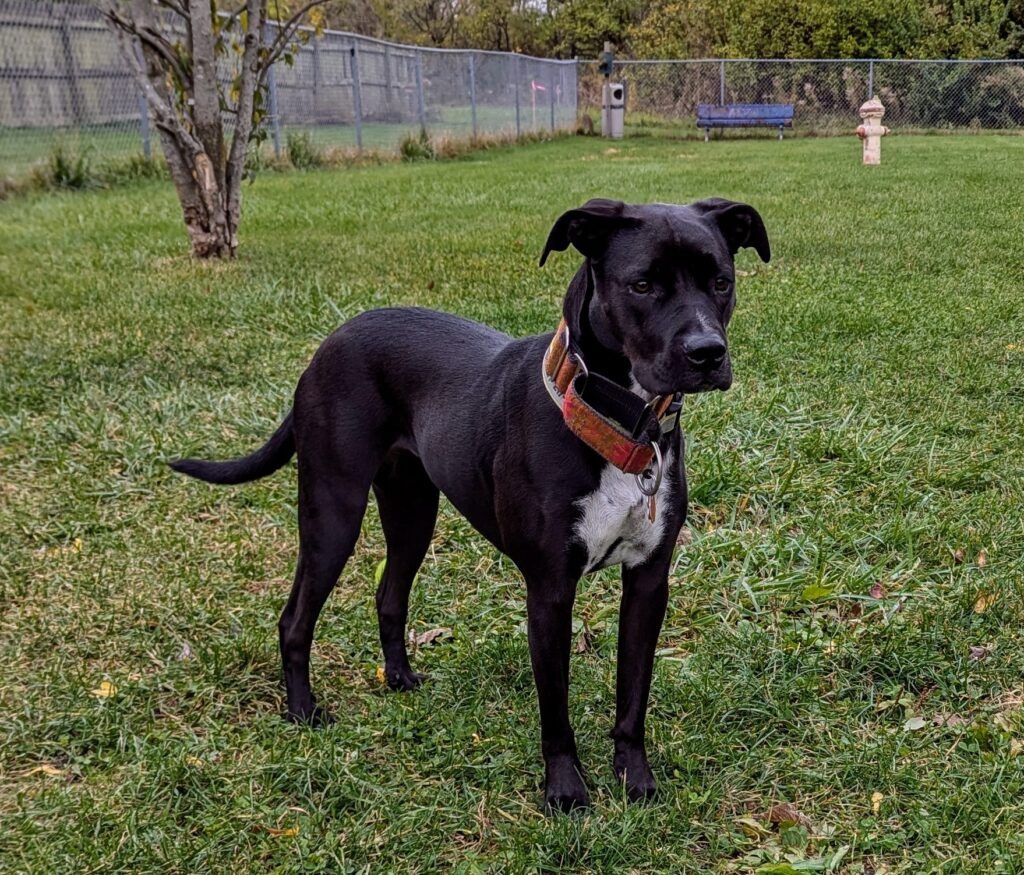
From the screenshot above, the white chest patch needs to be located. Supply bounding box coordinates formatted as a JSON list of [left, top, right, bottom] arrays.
[[574, 452, 673, 574]]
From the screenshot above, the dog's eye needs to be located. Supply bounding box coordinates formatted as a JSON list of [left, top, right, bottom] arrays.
[[714, 277, 732, 292], [631, 280, 652, 295]]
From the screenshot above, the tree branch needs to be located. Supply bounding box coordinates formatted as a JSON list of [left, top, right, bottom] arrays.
[[106, 13, 205, 160], [259, 0, 328, 76], [153, 0, 187, 18], [107, 9, 192, 94]]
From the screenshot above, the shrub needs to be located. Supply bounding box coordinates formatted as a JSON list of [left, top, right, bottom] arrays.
[[46, 143, 94, 190], [399, 128, 434, 161], [286, 131, 324, 169]]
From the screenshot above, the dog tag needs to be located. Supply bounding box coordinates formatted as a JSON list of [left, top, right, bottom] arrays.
[[648, 494, 657, 523]]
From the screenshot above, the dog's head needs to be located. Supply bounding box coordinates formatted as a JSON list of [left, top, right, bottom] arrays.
[[540, 198, 770, 395]]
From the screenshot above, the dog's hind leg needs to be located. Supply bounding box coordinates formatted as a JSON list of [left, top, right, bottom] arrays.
[[280, 462, 371, 726], [372, 450, 440, 691]]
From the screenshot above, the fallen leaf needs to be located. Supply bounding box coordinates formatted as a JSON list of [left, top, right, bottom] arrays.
[[185, 756, 204, 768], [871, 791, 884, 814], [933, 714, 970, 728], [264, 825, 299, 838], [375, 666, 386, 684], [969, 644, 992, 661], [1010, 739, 1023, 757], [408, 627, 451, 647], [471, 732, 482, 746], [869, 582, 886, 599], [24, 764, 64, 777], [801, 583, 833, 602], [766, 801, 812, 828], [92, 680, 117, 699], [976, 550, 988, 568], [736, 815, 771, 839], [575, 626, 595, 653], [974, 592, 997, 614], [904, 716, 927, 731], [952, 548, 965, 564], [177, 642, 193, 661]]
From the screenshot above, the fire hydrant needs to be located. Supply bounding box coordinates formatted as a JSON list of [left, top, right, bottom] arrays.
[[856, 96, 890, 165]]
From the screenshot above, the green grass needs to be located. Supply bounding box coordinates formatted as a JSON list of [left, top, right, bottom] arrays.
[[2, 134, 1024, 873]]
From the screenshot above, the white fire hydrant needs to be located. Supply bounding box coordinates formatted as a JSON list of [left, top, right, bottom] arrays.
[[856, 96, 890, 165]]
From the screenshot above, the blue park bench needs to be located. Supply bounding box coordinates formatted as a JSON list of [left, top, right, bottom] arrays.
[[696, 103, 795, 141]]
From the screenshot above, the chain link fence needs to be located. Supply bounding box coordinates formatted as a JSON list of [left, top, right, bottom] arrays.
[[0, 0, 577, 177], [580, 59, 1024, 137]]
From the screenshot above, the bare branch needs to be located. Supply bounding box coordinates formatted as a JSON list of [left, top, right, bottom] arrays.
[[107, 9, 192, 94], [225, 0, 266, 246], [259, 0, 328, 77], [153, 0, 187, 18], [106, 11, 204, 160]]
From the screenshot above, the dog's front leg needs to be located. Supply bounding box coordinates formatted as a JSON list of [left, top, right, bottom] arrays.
[[612, 559, 670, 801], [525, 580, 589, 813]]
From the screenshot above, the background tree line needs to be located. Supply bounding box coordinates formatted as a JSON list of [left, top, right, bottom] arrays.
[[318, 0, 1024, 59]]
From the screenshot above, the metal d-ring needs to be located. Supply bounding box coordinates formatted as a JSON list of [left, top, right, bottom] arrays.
[[635, 442, 663, 497]]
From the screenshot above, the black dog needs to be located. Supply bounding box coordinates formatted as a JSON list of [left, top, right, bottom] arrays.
[[171, 198, 770, 812]]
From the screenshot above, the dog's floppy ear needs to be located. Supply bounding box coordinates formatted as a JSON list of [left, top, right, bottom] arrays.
[[692, 198, 771, 263], [539, 198, 634, 266]]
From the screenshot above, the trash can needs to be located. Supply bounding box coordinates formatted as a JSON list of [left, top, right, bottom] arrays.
[[602, 82, 625, 139]]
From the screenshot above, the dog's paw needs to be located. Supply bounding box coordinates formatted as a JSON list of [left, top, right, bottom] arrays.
[[613, 749, 657, 802], [284, 704, 335, 728], [386, 667, 427, 692], [544, 756, 590, 814]]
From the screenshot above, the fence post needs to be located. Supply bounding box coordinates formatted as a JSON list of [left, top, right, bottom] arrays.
[[138, 93, 151, 158], [58, 15, 84, 126], [350, 43, 363, 151], [719, 59, 726, 104], [867, 59, 875, 99], [383, 44, 393, 117], [312, 36, 321, 122], [415, 50, 426, 130], [264, 24, 282, 158], [468, 52, 478, 138], [549, 66, 556, 131], [514, 56, 521, 137]]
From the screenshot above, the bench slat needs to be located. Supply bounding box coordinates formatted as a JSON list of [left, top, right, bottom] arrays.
[[697, 103, 795, 123]]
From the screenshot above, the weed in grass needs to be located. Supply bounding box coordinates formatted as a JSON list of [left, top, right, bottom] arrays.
[[286, 131, 325, 169], [43, 141, 95, 189], [400, 127, 436, 161]]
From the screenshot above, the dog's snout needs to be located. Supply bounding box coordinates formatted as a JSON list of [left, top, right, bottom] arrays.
[[682, 333, 727, 368]]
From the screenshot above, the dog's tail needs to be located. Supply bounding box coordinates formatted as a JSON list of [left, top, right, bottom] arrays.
[[169, 411, 295, 485]]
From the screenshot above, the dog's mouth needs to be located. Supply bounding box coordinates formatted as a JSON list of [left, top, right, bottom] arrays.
[[634, 360, 733, 396]]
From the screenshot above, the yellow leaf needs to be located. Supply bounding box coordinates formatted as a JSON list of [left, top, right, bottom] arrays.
[[735, 816, 771, 839], [265, 825, 299, 837], [974, 592, 997, 614], [871, 791, 883, 814], [185, 756, 204, 768], [1010, 739, 1023, 758], [92, 680, 117, 699], [25, 764, 64, 777], [472, 732, 481, 746], [375, 666, 386, 684]]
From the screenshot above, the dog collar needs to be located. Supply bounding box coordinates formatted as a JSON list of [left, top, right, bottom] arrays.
[[542, 320, 681, 476]]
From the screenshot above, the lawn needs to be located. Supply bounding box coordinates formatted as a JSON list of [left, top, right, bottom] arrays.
[[2, 134, 1024, 873]]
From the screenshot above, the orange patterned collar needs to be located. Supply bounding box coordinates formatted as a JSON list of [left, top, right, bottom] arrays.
[[541, 320, 680, 476]]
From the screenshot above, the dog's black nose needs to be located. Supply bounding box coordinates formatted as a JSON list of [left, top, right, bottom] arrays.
[[683, 334, 727, 368]]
